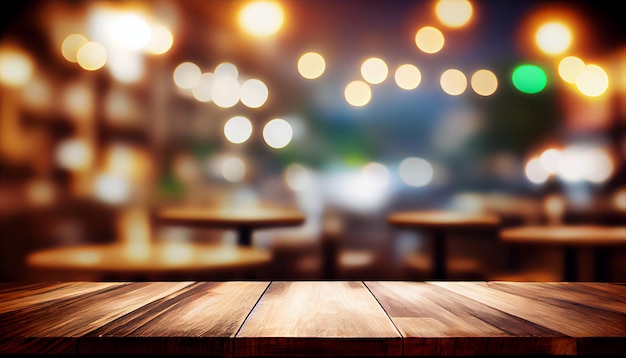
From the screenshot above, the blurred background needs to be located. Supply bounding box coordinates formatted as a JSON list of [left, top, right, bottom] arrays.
[[1, 0, 625, 282]]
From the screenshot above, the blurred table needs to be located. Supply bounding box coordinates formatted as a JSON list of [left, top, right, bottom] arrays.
[[388, 210, 501, 280], [156, 206, 306, 246], [500, 225, 626, 282], [25, 243, 271, 280]]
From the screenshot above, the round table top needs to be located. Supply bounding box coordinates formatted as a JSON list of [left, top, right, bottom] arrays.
[[388, 210, 501, 229], [500, 225, 626, 246], [26, 243, 272, 273], [156, 206, 307, 229]]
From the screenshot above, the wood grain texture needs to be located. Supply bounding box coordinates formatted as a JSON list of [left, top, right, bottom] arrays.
[[81, 281, 269, 355], [366, 281, 574, 356], [0, 282, 192, 354], [431, 281, 626, 355], [235, 281, 402, 356], [2, 281, 626, 356], [0, 281, 126, 314]]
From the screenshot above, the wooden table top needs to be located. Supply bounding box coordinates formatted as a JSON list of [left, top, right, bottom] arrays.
[[388, 210, 501, 230], [500, 225, 626, 246], [1, 281, 625, 356], [156, 206, 307, 229], [26, 243, 271, 274]]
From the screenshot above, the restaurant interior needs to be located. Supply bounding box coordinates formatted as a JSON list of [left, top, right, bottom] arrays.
[[1, 0, 625, 283]]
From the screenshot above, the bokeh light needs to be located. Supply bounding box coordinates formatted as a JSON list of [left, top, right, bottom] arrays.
[[435, 0, 473, 28], [93, 173, 130, 205], [55, 139, 93, 172], [297, 52, 326, 79], [105, 13, 151, 51], [512, 64, 547, 94], [221, 156, 246, 182], [525, 157, 550, 184], [0, 48, 34, 87], [238, 1, 284, 37], [535, 21, 572, 56], [107, 50, 144, 83], [214, 62, 239, 80], [394, 64, 422, 90], [284, 164, 315, 191], [145, 23, 174, 55], [211, 76, 241, 108], [76, 41, 107, 71], [415, 26, 445, 54], [344, 80, 371, 107], [398, 157, 434, 187], [191, 72, 215, 102], [61, 34, 89, 63], [263, 118, 293, 149], [440, 68, 467, 95], [360, 57, 388, 84], [470, 69, 498, 96], [539, 148, 561, 174], [224, 116, 253, 144], [575, 64, 609, 97], [558, 56, 585, 84], [240, 78, 269, 108], [173, 62, 201, 89]]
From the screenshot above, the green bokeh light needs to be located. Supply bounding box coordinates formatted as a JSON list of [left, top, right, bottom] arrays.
[[511, 64, 547, 94]]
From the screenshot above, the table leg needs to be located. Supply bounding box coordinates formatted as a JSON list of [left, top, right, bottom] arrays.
[[238, 227, 253, 246], [432, 229, 446, 280], [563, 247, 578, 281]]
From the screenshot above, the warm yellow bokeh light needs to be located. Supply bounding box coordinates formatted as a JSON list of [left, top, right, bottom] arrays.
[[470, 69, 498, 96], [0, 48, 34, 87], [106, 13, 151, 51], [76, 41, 107, 71], [440, 68, 467, 95], [575, 64, 609, 97], [558, 56, 585, 84], [297, 52, 326, 79], [435, 0, 473, 28], [415, 26, 445, 54], [394, 64, 422, 90], [61, 34, 89, 63], [535, 21, 572, 55], [344, 80, 372, 107], [145, 24, 174, 55], [360, 57, 388, 84], [238, 1, 284, 37]]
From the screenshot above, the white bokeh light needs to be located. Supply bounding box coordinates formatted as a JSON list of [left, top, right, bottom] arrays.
[[211, 76, 241, 108], [240, 78, 268, 108], [224, 116, 253, 144], [263, 118, 293, 149], [398, 157, 434, 187]]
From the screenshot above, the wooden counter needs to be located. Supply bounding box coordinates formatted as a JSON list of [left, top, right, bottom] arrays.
[[1, 281, 625, 356]]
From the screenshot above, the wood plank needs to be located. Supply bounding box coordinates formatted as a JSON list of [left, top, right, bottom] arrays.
[[366, 281, 574, 356], [0, 281, 127, 314], [431, 282, 626, 355], [486, 282, 626, 315], [235, 281, 402, 356], [80, 281, 269, 356], [0, 282, 192, 354]]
